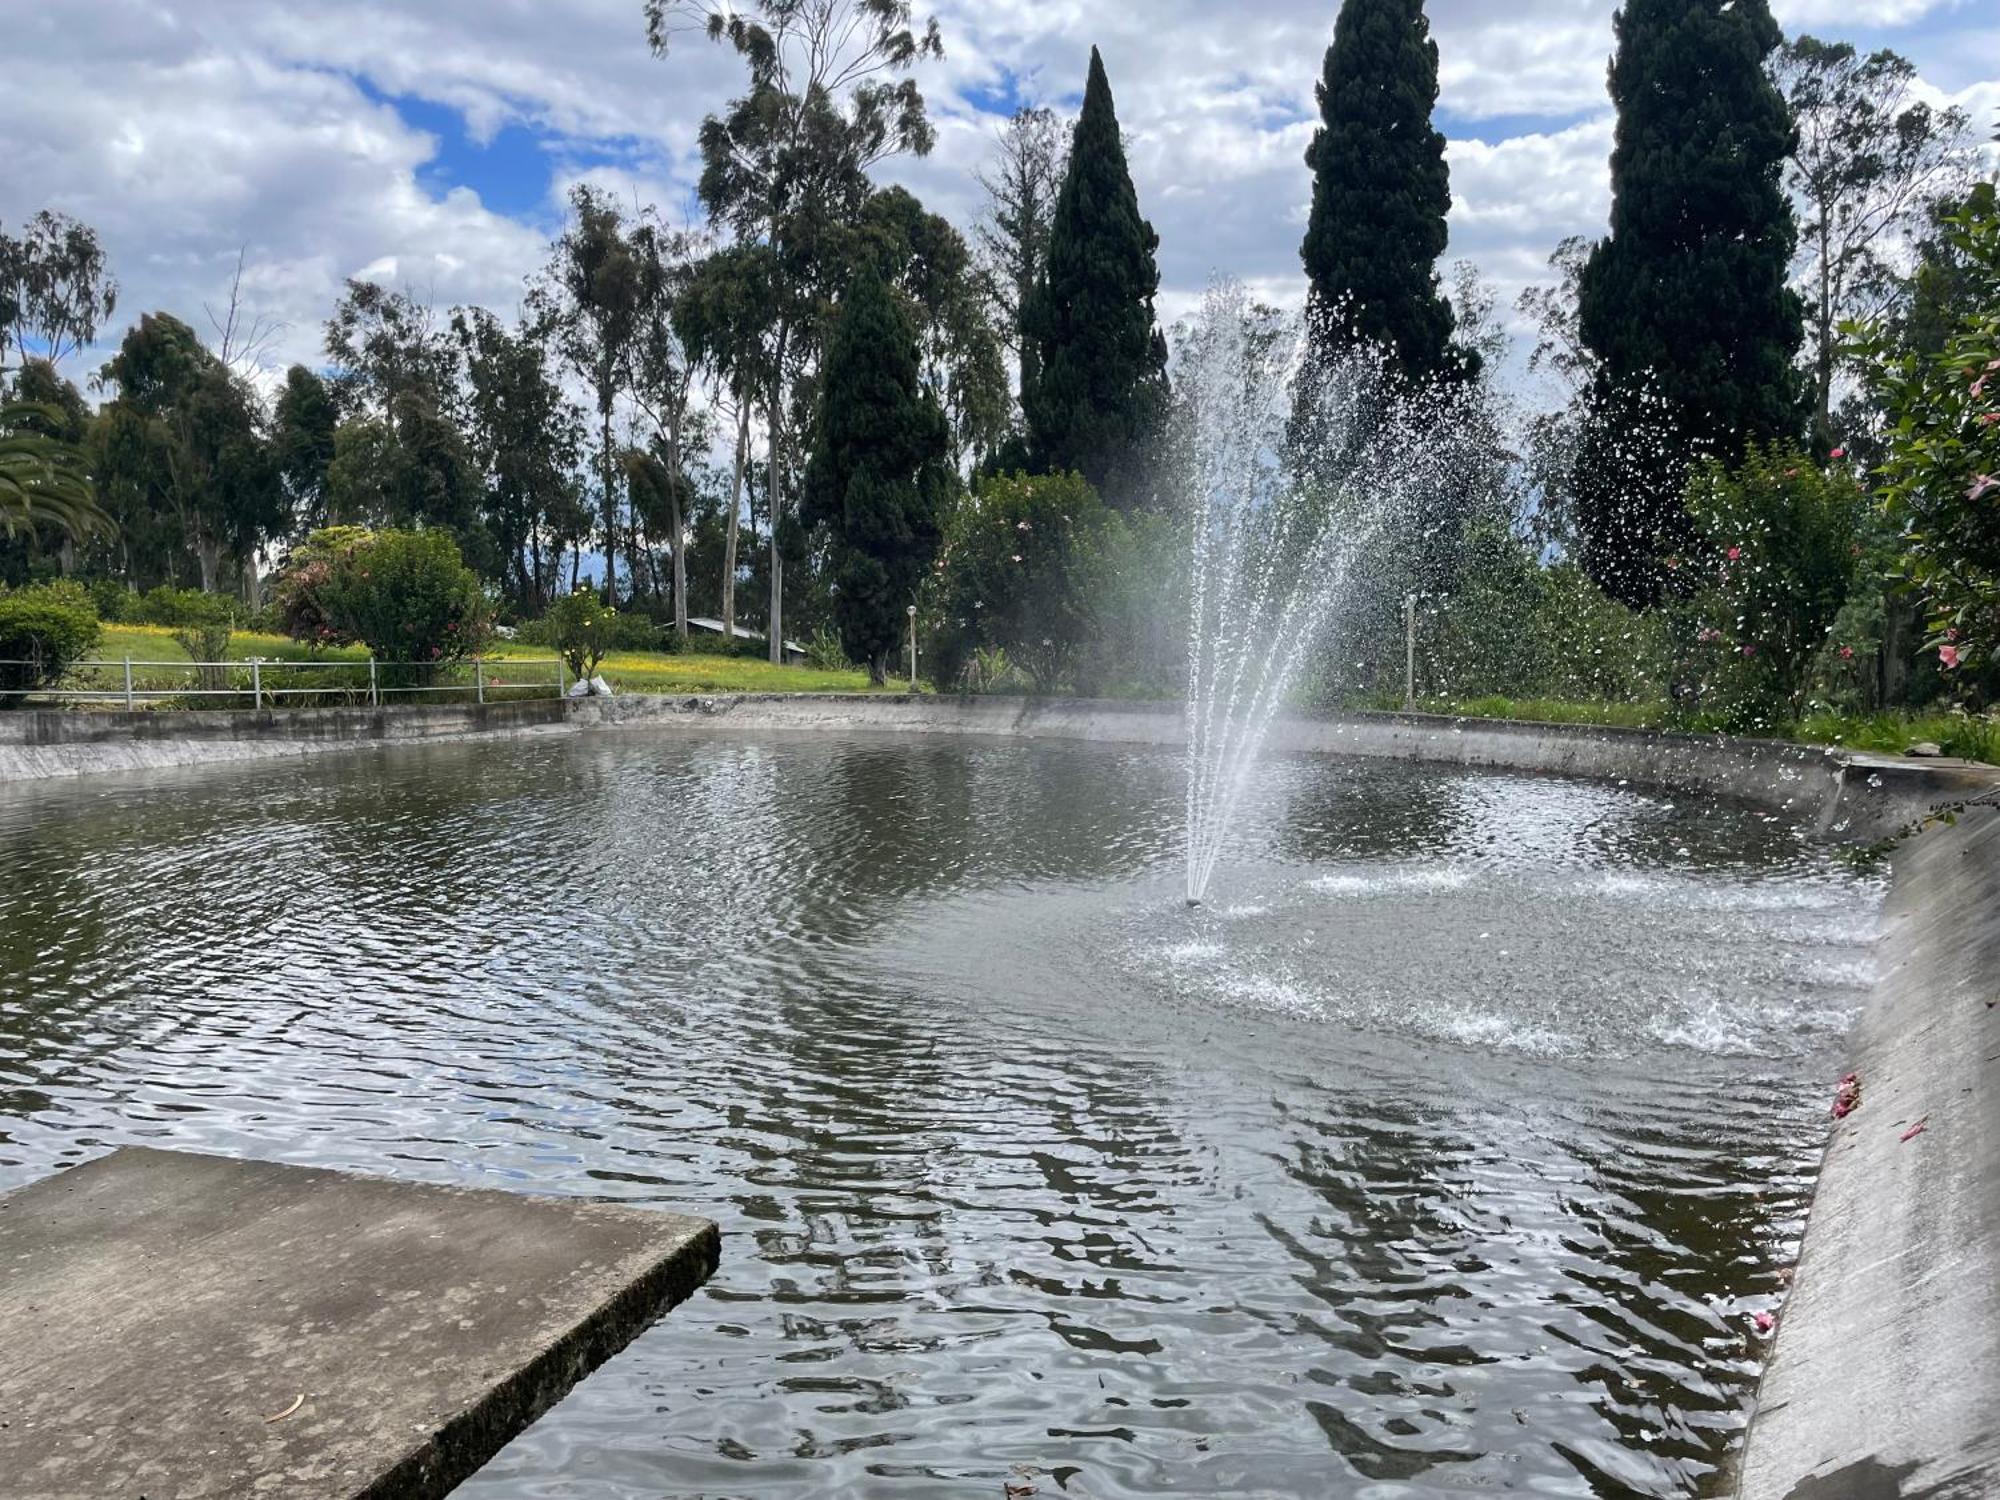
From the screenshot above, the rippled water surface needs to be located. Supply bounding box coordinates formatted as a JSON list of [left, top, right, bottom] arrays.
[[0, 729, 1883, 1498]]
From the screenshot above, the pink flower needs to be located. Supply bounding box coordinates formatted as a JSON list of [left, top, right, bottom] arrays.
[[1753, 1311, 1775, 1334], [1941, 644, 1962, 670], [1829, 447, 1846, 460], [1741, 643, 1757, 658], [1981, 413, 1999, 425], [1726, 546, 1742, 562], [1968, 474, 1999, 502], [1839, 645, 1854, 661]]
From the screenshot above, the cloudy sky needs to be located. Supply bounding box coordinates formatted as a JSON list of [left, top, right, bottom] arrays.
[[6, 0, 1997, 387]]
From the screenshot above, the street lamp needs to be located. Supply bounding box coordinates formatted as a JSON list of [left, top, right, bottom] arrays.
[[906, 604, 918, 693]]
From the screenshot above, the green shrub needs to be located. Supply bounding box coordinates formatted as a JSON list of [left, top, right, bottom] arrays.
[[803, 625, 853, 672], [86, 578, 136, 622], [1853, 189, 2000, 675], [542, 589, 620, 681], [1425, 522, 1670, 704], [933, 471, 1124, 692], [160, 590, 241, 693], [0, 580, 101, 704], [278, 527, 490, 668], [1679, 444, 1863, 732]]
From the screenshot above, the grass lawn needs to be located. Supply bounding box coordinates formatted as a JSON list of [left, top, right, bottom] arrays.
[[1412, 691, 2000, 765], [75, 624, 875, 698]]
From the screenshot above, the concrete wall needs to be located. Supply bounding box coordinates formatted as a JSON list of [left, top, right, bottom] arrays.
[[575, 692, 1994, 843], [4, 691, 1996, 1496], [1734, 805, 2000, 1500], [0, 698, 569, 781]]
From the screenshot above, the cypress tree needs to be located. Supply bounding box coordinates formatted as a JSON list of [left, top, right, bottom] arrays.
[[801, 265, 952, 684], [1300, 0, 1465, 385], [1575, 0, 1804, 605], [1023, 47, 1169, 508]]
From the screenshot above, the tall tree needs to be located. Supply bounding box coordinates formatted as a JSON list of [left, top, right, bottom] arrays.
[[1023, 48, 1168, 507], [677, 244, 778, 648], [852, 186, 1007, 467], [271, 366, 337, 532], [454, 308, 589, 612], [1575, 0, 1804, 605], [323, 281, 481, 549], [1299, 0, 1465, 385], [0, 211, 118, 382], [98, 313, 280, 593], [531, 185, 658, 605], [1773, 36, 1973, 448], [801, 265, 950, 682], [646, 0, 944, 661], [973, 106, 1068, 408]]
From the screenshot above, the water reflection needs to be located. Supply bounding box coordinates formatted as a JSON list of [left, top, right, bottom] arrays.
[[0, 731, 1879, 1497]]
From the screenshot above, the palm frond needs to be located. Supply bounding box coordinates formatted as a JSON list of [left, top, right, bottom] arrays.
[[0, 401, 112, 543]]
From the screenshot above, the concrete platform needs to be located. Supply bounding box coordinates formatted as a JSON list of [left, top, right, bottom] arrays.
[[0, 1147, 720, 1499]]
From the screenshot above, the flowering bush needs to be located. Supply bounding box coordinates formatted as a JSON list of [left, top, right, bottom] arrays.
[[1853, 190, 2000, 676], [931, 471, 1123, 692], [276, 526, 489, 671], [1680, 444, 1863, 731]]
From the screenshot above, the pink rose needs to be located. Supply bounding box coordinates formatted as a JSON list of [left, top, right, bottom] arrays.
[[1941, 644, 1962, 670], [1829, 447, 1846, 460], [1726, 546, 1742, 562]]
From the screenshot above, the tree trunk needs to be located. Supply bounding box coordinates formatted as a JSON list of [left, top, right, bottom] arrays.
[[767, 345, 787, 667], [669, 400, 689, 645], [196, 533, 222, 594], [722, 404, 747, 650], [599, 399, 617, 605]]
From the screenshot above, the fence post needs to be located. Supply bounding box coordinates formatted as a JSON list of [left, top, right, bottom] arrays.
[[369, 657, 379, 708], [123, 657, 134, 712], [556, 658, 566, 701], [475, 657, 485, 707], [250, 658, 263, 710]]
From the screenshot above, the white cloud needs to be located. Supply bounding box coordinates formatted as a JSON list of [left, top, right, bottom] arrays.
[[1, 0, 1991, 399]]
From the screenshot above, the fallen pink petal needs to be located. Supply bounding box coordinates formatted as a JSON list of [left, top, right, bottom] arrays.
[[1900, 1117, 1929, 1143]]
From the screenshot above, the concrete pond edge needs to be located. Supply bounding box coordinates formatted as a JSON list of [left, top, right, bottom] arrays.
[[4, 691, 1995, 1496]]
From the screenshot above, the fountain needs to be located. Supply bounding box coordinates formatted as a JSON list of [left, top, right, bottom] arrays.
[[1180, 281, 1458, 905]]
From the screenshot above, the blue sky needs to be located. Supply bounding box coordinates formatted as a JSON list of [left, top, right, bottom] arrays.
[[3, 0, 1994, 395]]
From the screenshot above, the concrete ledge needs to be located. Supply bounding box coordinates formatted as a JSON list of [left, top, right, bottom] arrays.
[[0, 697, 570, 781], [575, 692, 2000, 843], [1734, 808, 2000, 1500], [0, 1147, 719, 1500]]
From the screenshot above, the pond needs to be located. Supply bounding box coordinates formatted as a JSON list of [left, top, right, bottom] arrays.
[[0, 729, 1882, 1498]]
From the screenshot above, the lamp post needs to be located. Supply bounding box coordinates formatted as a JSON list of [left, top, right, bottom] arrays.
[[906, 604, 918, 693]]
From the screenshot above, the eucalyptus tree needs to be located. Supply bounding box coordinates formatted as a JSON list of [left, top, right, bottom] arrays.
[[973, 105, 1068, 408], [676, 244, 777, 646], [626, 222, 709, 640], [0, 211, 118, 383], [644, 0, 945, 660], [1773, 36, 1974, 448], [323, 281, 480, 547], [272, 366, 337, 531], [97, 313, 281, 593], [530, 184, 660, 604], [453, 307, 589, 612]]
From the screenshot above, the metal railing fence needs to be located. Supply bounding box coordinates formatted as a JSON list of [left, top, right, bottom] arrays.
[[0, 655, 568, 709]]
